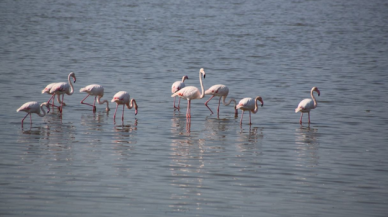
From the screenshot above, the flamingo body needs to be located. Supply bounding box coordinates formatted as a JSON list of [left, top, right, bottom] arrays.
[[295, 87, 320, 124], [171, 75, 188, 110], [42, 82, 66, 107], [236, 96, 264, 125], [204, 84, 237, 116], [80, 84, 110, 112], [17, 101, 49, 127], [171, 68, 206, 118], [111, 91, 138, 121]]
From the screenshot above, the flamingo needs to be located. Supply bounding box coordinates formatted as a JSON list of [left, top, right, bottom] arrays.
[[80, 84, 110, 112], [16, 101, 50, 127], [111, 91, 138, 121], [48, 72, 76, 113], [171, 75, 189, 110], [204, 84, 238, 117], [236, 96, 264, 125], [295, 87, 320, 124], [171, 68, 206, 118], [42, 83, 66, 107]]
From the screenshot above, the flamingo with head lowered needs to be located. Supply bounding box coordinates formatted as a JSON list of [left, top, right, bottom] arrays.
[[295, 87, 320, 124], [80, 84, 110, 112], [171, 75, 188, 110], [171, 68, 206, 118], [204, 84, 237, 117], [236, 96, 264, 125], [111, 91, 138, 122], [17, 101, 50, 127], [48, 72, 76, 113]]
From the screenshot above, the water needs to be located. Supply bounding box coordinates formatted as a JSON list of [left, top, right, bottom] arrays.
[[1, 0, 388, 216]]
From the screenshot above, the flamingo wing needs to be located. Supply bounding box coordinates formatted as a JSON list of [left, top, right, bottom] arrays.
[[236, 98, 254, 110], [295, 98, 314, 113], [17, 101, 39, 113], [172, 86, 200, 100]]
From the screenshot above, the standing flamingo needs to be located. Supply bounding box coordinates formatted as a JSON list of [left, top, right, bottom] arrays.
[[204, 84, 237, 117], [236, 96, 264, 125], [80, 84, 110, 112], [295, 87, 320, 124], [42, 83, 66, 107], [171, 68, 206, 118], [48, 72, 76, 113], [171, 75, 189, 110], [111, 91, 138, 121], [17, 101, 50, 127]]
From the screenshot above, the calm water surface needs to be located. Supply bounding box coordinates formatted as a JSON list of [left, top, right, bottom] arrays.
[[1, 0, 388, 216]]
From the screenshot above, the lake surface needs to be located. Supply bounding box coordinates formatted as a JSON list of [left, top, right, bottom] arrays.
[[1, 0, 388, 216]]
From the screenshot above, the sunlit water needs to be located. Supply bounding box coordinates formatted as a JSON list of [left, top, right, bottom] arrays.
[[1, 0, 388, 216]]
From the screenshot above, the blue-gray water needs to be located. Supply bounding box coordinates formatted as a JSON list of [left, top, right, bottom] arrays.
[[1, 0, 388, 216]]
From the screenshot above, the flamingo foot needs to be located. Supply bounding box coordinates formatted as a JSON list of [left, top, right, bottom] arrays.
[[93, 106, 96, 112]]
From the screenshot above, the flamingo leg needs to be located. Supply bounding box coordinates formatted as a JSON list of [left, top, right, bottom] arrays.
[[122, 104, 125, 121], [173, 97, 176, 109], [178, 98, 181, 110], [21, 113, 29, 127], [240, 111, 244, 125], [217, 97, 221, 115], [47, 94, 55, 107], [204, 95, 215, 114], [308, 112, 310, 123], [249, 111, 252, 125], [93, 96, 97, 112], [113, 103, 119, 121], [186, 100, 191, 118], [299, 113, 303, 124], [60, 94, 64, 113]]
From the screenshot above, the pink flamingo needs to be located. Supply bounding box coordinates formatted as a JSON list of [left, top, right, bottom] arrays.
[[42, 83, 66, 107], [236, 96, 264, 125], [295, 87, 320, 124], [204, 84, 237, 117], [80, 84, 110, 112], [16, 101, 50, 127], [171, 75, 189, 110], [111, 91, 138, 121], [171, 68, 206, 118], [48, 72, 76, 113]]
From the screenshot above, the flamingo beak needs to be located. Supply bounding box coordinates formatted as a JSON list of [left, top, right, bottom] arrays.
[[73, 77, 76, 83], [260, 99, 264, 107], [135, 109, 138, 115], [317, 90, 320, 96]]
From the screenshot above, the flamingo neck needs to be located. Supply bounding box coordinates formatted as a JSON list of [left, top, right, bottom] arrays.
[[67, 74, 74, 95], [97, 96, 110, 110], [126, 99, 137, 109], [199, 72, 205, 99], [181, 76, 186, 82], [222, 96, 236, 106], [38, 103, 47, 117], [311, 89, 317, 108], [252, 98, 259, 114]]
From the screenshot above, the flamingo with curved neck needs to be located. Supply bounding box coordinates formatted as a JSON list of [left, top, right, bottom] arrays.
[[17, 101, 50, 127], [80, 84, 110, 112], [171, 68, 206, 118], [171, 75, 189, 110], [111, 91, 138, 122], [295, 87, 320, 124], [236, 96, 264, 125], [48, 72, 76, 113], [204, 84, 237, 117]]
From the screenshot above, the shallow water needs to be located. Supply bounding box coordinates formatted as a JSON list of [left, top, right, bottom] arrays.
[[1, 0, 388, 216]]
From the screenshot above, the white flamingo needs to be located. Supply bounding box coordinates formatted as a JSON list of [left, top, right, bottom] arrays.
[[236, 96, 264, 125], [171, 68, 206, 118], [16, 101, 50, 127], [42, 83, 66, 107], [171, 75, 189, 110], [80, 84, 110, 112], [48, 72, 76, 113], [111, 91, 138, 121], [295, 87, 320, 124], [204, 84, 237, 116]]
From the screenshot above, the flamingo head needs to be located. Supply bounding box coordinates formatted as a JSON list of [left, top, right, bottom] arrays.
[[256, 96, 264, 107], [200, 68, 206, 78], [312, 87, 320, 96], [70, 72, 76, 83], [41, 102, 50, 113]]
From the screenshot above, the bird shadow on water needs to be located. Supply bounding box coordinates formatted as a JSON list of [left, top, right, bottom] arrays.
[[294, 124, 320, 167], [113, 119, 138, 144]]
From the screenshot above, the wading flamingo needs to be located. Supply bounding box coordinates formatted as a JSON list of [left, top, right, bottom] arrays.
[[171, 68, 206, 118], [111, 91, 138, 121], [236, 96, 264, 125], [42, 83, 66, 107], [171, 75, 189, 110], [48, 72, 76, 113], [80, 84, 110, 112], [17, 101, 50, 127], [295, 87, 320, 124], [204, 84, 237, 117]]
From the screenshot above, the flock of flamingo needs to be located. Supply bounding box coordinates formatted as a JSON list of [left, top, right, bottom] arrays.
[[16, 68, 320, 127]]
